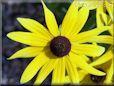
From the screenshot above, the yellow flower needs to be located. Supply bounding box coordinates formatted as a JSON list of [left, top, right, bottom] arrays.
[[96, 0, 113, 28], [68, 47, 113, 84], [78, 59, 113, 85], [7, 1, 109, 85], [90, 1, 113, 84], [73, 47, 113, 84], [75, 0, 113, 35], [73, 0, 113, 84]]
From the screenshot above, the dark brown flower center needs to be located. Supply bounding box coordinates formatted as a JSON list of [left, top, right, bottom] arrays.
[[90, 69, 106, 84], [50, 36, 71, 57]]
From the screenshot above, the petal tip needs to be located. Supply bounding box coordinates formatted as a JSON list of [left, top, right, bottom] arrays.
[[7, 57, 13, 60], [102, 72, 106, 76], [41, 0, 44, 4], [41, 0, 46, 9], [97, 70, 106, 76], [99, 47, 105, 56], [17, 17, 30, 23], [7, 33, 11, 38], [20, 79, 25, 84], [95, 46, 105, 57], [20, 76, 28, 84], [17, 17, 22, 21], [17, 17, 25, 22], [7, 56, 15, 60], [7, 32, 15, 39]]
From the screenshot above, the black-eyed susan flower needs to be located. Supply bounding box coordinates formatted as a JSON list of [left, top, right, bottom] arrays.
[[7, 0, 110, 85], [73, 0, 113, 84], [78, 59, 113, 85], [90, 1, 113, 84], [91, 0, 113, 64], [66, 48, 113, 84], [96, 0, 113, 28], [90, 48, 113, 84]]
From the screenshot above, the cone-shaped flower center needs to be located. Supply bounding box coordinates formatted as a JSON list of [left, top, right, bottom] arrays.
[[90, 69, 106, 83], [50, 36, 71, 57]]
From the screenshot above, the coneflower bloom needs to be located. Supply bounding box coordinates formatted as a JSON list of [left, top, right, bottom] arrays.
[[78, 59, 113, 84], [72, 0, 113, 84], [7, 1, 109, 85], [90, 0, 113, 84]]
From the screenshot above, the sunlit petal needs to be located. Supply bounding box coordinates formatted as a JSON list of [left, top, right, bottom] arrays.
[[70, 8, 89, 35], [8, 47, 44, 60], [7, 32, 50, 46], [109, 24, 113, 36], [96, 5, 104, 27], [41, 0, 59, 36], [72, 44, 105, 57], [101, 12, 108, 25], [61, 1, 89, 38], [105, 1, 113, 21], [65, 57, 79, 84], [64, 76, 70, 84], [61, 1, 78, 37], [90, 50, 113, 66], [79, 70, 88, 81], [20, 50, 50, 84], [52, 58, 65, 85], [34, 59, 58, 85], [88, 35, 113, 45], [70, 26, 110, 43], [104, 60, 113, 84], [17, 18, 53, 38], [69, 52, 106, 76]]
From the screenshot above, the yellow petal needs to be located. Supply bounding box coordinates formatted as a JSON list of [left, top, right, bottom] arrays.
[[52, 61, 59, 84], [105, 1, 113, 21], [70, 26, 110, 43], [17, 18, 53, 39], [88, 35, 113, 45], [71, 44, 105, 57], [104, 60, 113, 84], [61, 1, 78, 37], [34, 59, 58, 85], [90, 50, 113, 66], [59, 58, 65, 84], [20, 51, 49, 84], [41, 0, 59, 36], [64, 76, 70, 84], [8, 47, 44, 60], [65, 57, 79, 84], [69, 52, 106, 76], [70, 7, 89, 36], [96, 5, 104, 27], [109, 24, 113, 36], [79, 70, 88, 81], [101, 12, 108, 25], [7, 32, 49, 46], [79, 55, 90, 62], [80, 74, 94, 84], [65, 70, 89, 83], [52, 58, 65, 85]]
